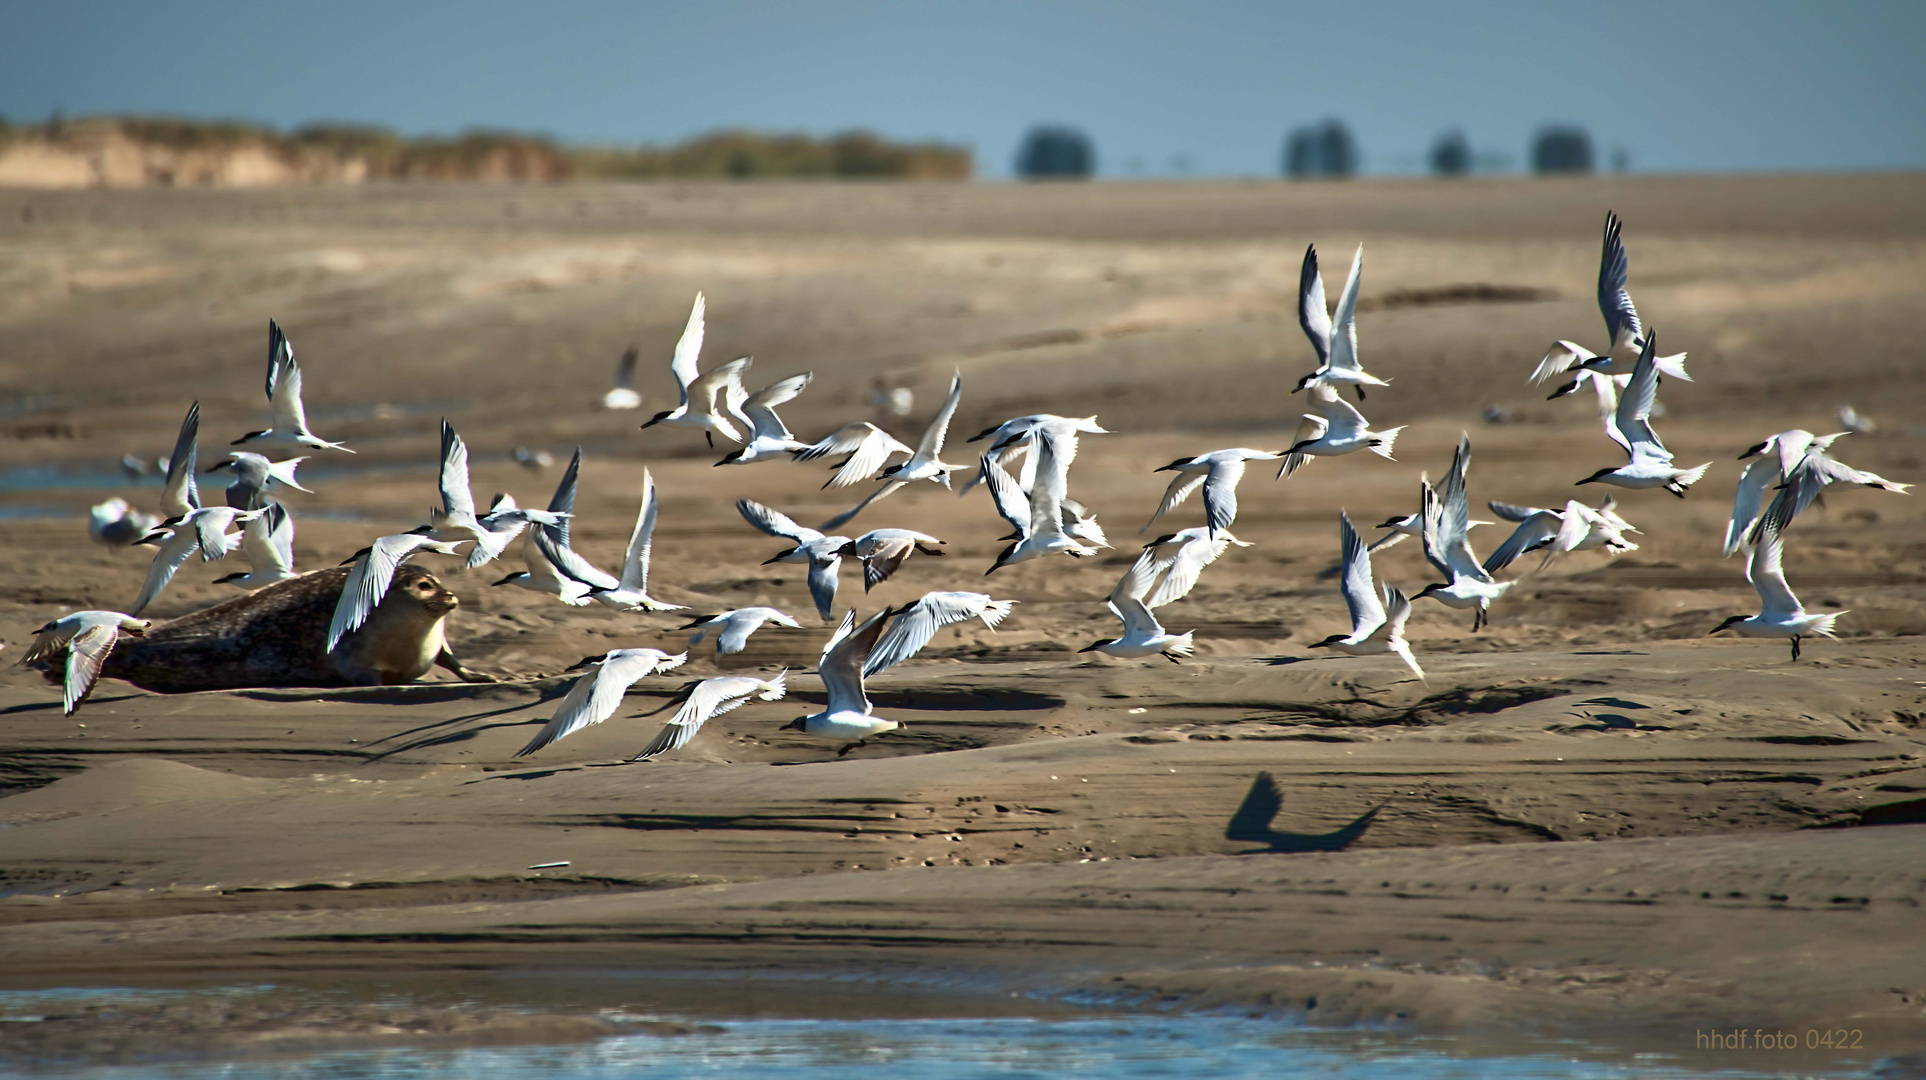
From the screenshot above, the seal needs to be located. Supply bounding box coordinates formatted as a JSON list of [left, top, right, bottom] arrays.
[[99, 564, 490, 692]]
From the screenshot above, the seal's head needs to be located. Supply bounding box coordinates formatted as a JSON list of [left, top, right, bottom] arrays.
[[400, 570, 459, 615]]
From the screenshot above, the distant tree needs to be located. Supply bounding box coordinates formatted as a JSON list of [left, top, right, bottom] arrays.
[[1429, 129, 1470, 177], [1282, 118, 1357, 179], [1015, 125, 1094, 179], [1531, 125, 1594, 174], [1609, 145, 1632, 173]]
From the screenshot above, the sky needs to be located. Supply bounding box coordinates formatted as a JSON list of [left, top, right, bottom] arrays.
[[2, 0, 1922, 178]]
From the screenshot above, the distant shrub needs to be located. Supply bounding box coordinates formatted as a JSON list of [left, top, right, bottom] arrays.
[[1429, 129, 1470, 177], [114, 116, 276, 150], [391, 130, 575, 181], [1015, 126, 1094, 179], [1283, 118, 1357, 179], [1531, 125, 1594, 174], [295, 123, 405, 162], [574, 129, 970, 180]]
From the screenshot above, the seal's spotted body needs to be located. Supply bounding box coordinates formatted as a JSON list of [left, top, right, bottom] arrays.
[[101, 565, 483, 691]]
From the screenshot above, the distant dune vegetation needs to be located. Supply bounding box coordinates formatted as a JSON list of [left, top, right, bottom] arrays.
[[0, 116, 973, 188]]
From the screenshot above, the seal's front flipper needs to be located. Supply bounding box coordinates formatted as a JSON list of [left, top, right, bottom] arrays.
[[436, 647, 497, 683]]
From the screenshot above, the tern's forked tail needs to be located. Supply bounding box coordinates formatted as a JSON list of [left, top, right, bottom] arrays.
[[1368, 427, 1406, 460]]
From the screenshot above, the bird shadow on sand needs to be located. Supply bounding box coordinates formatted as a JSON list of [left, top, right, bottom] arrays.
[[363, 692, 569, 755], [0, 692, 144, 716], [1224, 771, 1388, 854]]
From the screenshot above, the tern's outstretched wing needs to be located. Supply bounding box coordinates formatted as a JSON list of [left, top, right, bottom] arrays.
[[130, 528, 200, 616], [160, 401, 202, 519], [631, 672, 785, 761], [62, 623, 120, 714], [668, 293, 706, 403], [737, 498, 823, 544], [1597, 211, 1642, 351], [327, 534, 423, 651], [821, 609, 887, 715], [438, 420, 477, 522], [1338, 511, 1386, 637], [1327, 244, 1363, 374], [546, 448, 582, 548], [1609, 333, 1668, 461], [1201, 457, 1247, 536], [795, 422, 913, 489], [915, 371, 963, 460], [864, 591, 1014, 677], [515, 650, 688, 756], [1298, 244, 1331, 366], [744, 372, 812, 441]]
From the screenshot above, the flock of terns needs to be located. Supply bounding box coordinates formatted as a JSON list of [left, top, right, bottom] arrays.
[[26, 213, 1912, 763]]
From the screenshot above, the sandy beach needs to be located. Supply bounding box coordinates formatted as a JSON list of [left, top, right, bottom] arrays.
[[1, 175, 1923, 1070]]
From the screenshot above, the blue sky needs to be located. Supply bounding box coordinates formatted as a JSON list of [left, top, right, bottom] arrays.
[[3, 0, 1921, 177]]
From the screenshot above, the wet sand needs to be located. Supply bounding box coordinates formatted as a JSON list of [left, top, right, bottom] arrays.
[[0, 176, 1923, 1068]]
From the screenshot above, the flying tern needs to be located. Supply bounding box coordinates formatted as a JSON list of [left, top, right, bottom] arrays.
[[514, 648, 690, 756], [1308, 511, 1423, 680], [1727, 430, 1909, 555], [1575, 331, 1710, 496], [1531, 212, 1691, 401], [638, 293, 754, 446], [1482, 496, 1638, 575], [129, 505, 266, 616], [1279, 383, 1404, 477], [680, 607, 804, 656], [984, 426, 1101, 572], [1413, 436, 1513, 630], [783, 609, 901, 754], [231, 320, 354, 452], [159, 401, 202, 521], [1078, 545, 1196, 662], [793, 422, 915, 490], [425, 421, 568, 568], [737, 498, 849, 622], [491, 450, 594, 603], [820, 371, 965, 530], [716, 372, 814, 465], [862, 591, 1016, 677], [633, 672, 790, 761], [1709, 498, 1845, 661], [839, 529, 947, 591], [1292, 243, 1387, 400], [1135, 527, 1250, 609], [585, 469, 685, 611], [20, 611, 150, 715], [213, 501, 298, 589], [960, 413, 1106, 495], [327, 532, 466, 652], [205, 451, 310, 511], [1144, 448, 1284, 538]]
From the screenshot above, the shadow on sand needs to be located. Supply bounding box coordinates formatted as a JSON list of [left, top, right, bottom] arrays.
[[1224, 771, 1387, 854]]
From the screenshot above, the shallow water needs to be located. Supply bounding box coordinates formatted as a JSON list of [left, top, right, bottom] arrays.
[[0, 988, 1855, 1079]]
